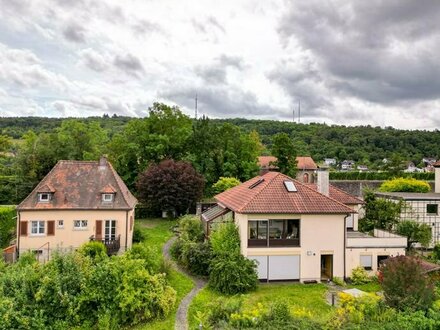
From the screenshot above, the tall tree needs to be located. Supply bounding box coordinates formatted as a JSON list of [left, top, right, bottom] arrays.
[[396, 220, 432, 250], [136, 159, 204, 216], [271, 133, 297, 177]]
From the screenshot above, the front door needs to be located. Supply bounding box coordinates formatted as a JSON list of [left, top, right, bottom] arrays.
[[321, 255, 333, 281], [105, 220, 116, 240]]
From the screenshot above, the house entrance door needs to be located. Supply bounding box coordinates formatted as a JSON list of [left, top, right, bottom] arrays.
[[320, 255, 333, 281], [105, 220, 116, 240]]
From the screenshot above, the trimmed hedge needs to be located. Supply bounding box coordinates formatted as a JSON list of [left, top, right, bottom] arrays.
[[329, 171, 434, 181]]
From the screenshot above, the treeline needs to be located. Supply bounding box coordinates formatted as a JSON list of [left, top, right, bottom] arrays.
[[0, 103, 262, 205], [1, 114, 440, 165]]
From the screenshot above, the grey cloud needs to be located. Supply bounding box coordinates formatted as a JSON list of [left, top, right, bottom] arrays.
[[78, 48, 109, 72], [113, 53, 144, 78], [278, 1, 440, 105], [195, 54, 245, 85], [131, 19, 163, 36], [63, 22, 87, 43]]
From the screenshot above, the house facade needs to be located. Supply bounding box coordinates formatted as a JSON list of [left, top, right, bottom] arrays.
[[257, 156, 318, 183], [203, 170, 406, 282], [16, 157, 137, 262], [376, 161, 440, 246]]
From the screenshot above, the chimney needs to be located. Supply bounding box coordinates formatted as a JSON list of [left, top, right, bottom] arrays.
[[434, 161, 440, 193], [99, 155, 108, 169], [317, 167, 329, 196]]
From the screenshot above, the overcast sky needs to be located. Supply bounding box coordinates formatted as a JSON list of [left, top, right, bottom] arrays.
[[0, 0, 439, 129]]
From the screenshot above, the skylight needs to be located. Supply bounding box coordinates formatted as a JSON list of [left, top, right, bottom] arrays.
[[249, 178, 265, 189], [284, 181, 297, 192]]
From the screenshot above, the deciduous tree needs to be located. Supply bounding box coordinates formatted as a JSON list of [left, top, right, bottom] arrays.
[[271, 133, 297, 177]]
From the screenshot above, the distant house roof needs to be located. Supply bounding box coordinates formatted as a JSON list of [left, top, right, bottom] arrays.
[[434, 161, 440, 167], [17, 157, 137, 210], [257, 156, 317, 170], [375, 191, 440, 201], [215, 171, 354, 214], [305, 183, 364, 205]]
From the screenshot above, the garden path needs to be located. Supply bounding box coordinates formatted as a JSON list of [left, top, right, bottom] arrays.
[[163, 237, 207, 330]]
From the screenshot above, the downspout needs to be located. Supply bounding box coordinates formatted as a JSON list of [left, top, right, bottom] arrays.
[[343, 214, 349, 280], [16, 211, 20, 259], [125, 210, 129, 251]]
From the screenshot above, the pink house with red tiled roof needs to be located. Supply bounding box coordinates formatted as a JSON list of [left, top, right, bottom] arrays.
[[16, 157, 137, 262], [203, 170, 406, 282]]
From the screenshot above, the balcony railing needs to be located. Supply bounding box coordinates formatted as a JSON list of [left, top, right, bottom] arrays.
[[90, 235, 121, 255], [248, 238, 300, 248]]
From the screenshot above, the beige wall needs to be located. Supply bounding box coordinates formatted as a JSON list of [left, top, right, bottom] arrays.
[[235, 212, 346, 282], [17, 209, 134, 260], [346, 247, 405, 277]]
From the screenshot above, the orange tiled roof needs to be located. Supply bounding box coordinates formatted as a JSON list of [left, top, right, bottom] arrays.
[[433, 161, 440, 167], [304, 183, 364, 205], [258, 156, 317, 170], [17, 158, 137, 210], [215, 172, 354, 214]]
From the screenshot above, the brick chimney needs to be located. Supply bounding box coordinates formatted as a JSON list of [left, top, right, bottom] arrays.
[[317, 167, 329, 196], [434, 161, 440, 193]]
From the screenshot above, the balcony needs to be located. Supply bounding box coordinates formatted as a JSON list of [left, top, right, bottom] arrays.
[[346, 229, 407, 248], [90, 235, 121, 255]]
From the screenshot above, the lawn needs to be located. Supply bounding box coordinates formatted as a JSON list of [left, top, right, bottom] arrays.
[[347, 281, 381, 292], [188, 283, 333, 329], [131, 218, 194, 330]]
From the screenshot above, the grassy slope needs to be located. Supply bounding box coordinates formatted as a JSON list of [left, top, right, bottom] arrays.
[[132, 219, 194, 330], [188, 283, 333, 329]]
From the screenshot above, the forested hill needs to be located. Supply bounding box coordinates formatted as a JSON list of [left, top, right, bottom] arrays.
[[1, 116, 440, 165]]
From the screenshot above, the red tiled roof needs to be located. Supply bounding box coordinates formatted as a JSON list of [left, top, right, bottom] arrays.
[[257, 156, 278, 169], [257, 156, 318, 170], [305, 183, 364, 205], [296, 156, 318, 170], [37, 183, 56, 193], [17, 158, 137, 210], [215, 172, 354, 214], [101, 184, 117, 193], [433, 161, 440, 167]]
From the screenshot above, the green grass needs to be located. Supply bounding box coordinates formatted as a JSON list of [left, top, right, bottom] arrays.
[[188, 283, 333, 329], [131, 218, 194, 330], [347, 281, 381, 293]]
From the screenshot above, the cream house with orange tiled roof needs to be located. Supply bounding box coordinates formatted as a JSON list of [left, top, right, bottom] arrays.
[[203, 170, 406, 282], [16, 157, 137, 262]]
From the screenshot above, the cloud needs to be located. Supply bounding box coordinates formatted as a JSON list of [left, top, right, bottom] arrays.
[[63, 22, 87, 43], [113, 53, 144, 78], [78, 48, 109, 72]]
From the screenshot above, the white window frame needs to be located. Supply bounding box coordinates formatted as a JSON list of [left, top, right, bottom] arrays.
[[102, 193, 114, 202], [57, 220, 64, 229], [38, 193, 51, 202], [30, 221, 45, 236], [360, 255, 373, 270], [105, 220, 117, 240], [73, 220, 88, 230]]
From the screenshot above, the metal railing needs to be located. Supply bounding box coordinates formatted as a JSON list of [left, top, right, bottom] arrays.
[[89, 235, 121, 255]]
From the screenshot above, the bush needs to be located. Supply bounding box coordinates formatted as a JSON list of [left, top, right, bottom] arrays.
[[332, 277, 346, 287], [133, 225, 147, 243], [210, 222, 240, 255], [212, 177, 241, 194], [432, 244, 440, 261], [178, 215, 204, 243], [379, 256, 436, 311], [125, 243, 161, 274], [265, 301, 292, 323], [0, 206, 15, 248], [209, 254, 258, 295], [350, 266, 372, 285], [186, 241, 212, 276], [77, 241, 108, 261], [379, 177, 431, 193]]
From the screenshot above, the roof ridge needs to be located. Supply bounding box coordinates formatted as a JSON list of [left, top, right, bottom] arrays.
[[299, 181, 355, 213], [237, 172, 281, 213], [17, 160, 62, 210]]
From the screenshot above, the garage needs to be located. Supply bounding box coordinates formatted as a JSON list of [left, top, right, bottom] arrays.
[[248, 255, 300, 281]]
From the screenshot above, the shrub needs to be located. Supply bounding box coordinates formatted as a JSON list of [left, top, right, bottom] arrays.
[[396, 220, 432, 250], [133, 225, 147, 243], [125, 243, 161, 274], [210, 222, 240, 255], [350, 266, 372, 285], [379, 256, 436, 311], [186, 241, 212, 276], [212, 177, 241, 194], [77, 241, 108, 261], [432, 243, 440, 261], [379, 177, 431, 193], [178, 215, 204, 243], [332, 277, 346, 287], [265, 301, 292, 323], [209, 254, 258, 294], [0, 206, 15, 248]]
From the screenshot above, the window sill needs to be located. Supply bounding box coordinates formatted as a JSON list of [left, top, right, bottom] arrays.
[[73, 228, 88, 231], [30, 234, 46, 237]]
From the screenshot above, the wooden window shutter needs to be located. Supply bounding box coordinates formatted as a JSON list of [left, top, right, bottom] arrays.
[[96, 220, 102, 239], [20, 221, 28, 236], [48, 221, 55, 236]]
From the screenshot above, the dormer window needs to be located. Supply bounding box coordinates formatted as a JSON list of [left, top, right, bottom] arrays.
[[102, 193, 114, 202], [38, 193, 52, 202]]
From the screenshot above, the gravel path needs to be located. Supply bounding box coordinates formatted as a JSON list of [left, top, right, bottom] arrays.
[[163, 237, 207, 330]]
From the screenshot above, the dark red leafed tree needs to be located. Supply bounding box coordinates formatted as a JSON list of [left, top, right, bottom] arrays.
[[136, 159, 205, 216]]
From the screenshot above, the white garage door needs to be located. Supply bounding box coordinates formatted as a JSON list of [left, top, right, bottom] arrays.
[[248, 256, 268, 280], [248, 255, 300, 280], [268, 255, 300, 280]]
